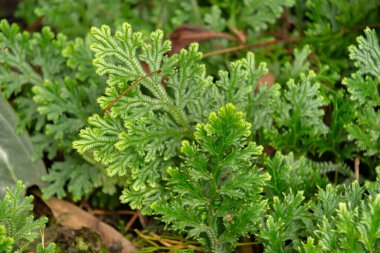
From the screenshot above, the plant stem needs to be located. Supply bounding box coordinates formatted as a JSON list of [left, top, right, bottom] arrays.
[[202, 37, 299, 59], [104, 68, 163, 114]]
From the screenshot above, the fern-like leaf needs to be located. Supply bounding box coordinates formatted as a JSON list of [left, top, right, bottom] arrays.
[[0, 181, 47, 252], [343, 28, 380, 156], [152, 104, 270, 252]]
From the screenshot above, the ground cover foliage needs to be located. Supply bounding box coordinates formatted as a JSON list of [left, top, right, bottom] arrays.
[[1, 0, 380, 252]]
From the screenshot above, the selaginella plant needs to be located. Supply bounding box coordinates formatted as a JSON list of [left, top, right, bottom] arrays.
[[72, 22, 273, 213], [343, 28, 380, 158], [0, 181, 55, 253], [300, 180, 380, 252], [152, 104, 270, 252], [2, 2, 380, 252], [263, 71, 328, 155], [256, 176, 380, 253]]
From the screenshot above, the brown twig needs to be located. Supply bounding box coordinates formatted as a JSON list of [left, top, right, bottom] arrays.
[[202, 37, 299, 59], [135, 229, 159, 247], [354, 23, 380, 30], [40, 229, 45, 248], [90, 209, 136, 215], [149, 233, 173, 247], [137, 212, 148, 229], [139, 231, 204, 252], [355, 157, 360, 181], [178, 31, 237, 42], [124, 211, 139, 231], [104, 68, 163, 114]]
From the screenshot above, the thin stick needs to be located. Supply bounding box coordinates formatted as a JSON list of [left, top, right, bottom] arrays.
[[202, 44, 247, 58], [124, 211, 139, 231], [40, 229, 45, 248], [149, 232, 181, 245], [202, 37, 299, 59], [149, 233, 173, 247], [104, 68, 163, 114], [135, 229, 159, 247], [90, 209, 136, 215], [355, 157, 360, 181]]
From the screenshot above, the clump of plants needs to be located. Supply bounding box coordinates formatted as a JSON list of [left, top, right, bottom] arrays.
[[1, 0, 380, 252]]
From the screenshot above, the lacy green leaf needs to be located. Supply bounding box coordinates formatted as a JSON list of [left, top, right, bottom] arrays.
[[152, 104, 270, 252]]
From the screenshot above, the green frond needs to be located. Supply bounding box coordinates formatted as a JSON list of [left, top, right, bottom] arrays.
[[265, 152, 327, 198], [349, 28, 380, 81], [346, 106, 380, 156], [0, 181, 47, 252], [299, 237, 320, 253], [62, 36, 96, 81], [366, 177, 380, 196], [357, 194, 380, 251], [311, 184, 342, 219], [152, 104, 269, 252], [260, 191, 309, 252], [212, 53, 268, 114], [304, 0, 380, 71], [309, 160, 354, 178], [239, 0, 295, 32], [41, 155, 119, 201], [259, 215, 286, 253], [73, 115, 123, 163], [335, 202, 362, 251], [280, 46, 312, 83], [265, 72, 328, 154], [343, 28, 380, 157], [121, 185, 163, 214], [343, 74, 380, 106]]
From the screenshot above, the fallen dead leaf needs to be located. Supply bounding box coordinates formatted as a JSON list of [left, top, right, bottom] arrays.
[[168, 24, 237, 54], [44, 197, 137, 253], [256, 72, 275, 92]]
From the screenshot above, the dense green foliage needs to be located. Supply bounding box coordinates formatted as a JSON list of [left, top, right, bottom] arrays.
[[260, 179, 380, 252], [0, 181, 55, 252], [0, 19, 120, 201], [1, 0, 380, 252], [15, 0, 295, 38]]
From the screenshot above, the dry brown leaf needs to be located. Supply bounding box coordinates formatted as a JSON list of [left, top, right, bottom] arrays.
[[263, 145, 276, 156], [256, 72, 275, 92], [44, 197, 137, 253], [168, 24, 237, 54]]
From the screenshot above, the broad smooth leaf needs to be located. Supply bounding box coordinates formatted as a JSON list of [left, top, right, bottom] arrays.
[[0, 93, 46, 195]]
